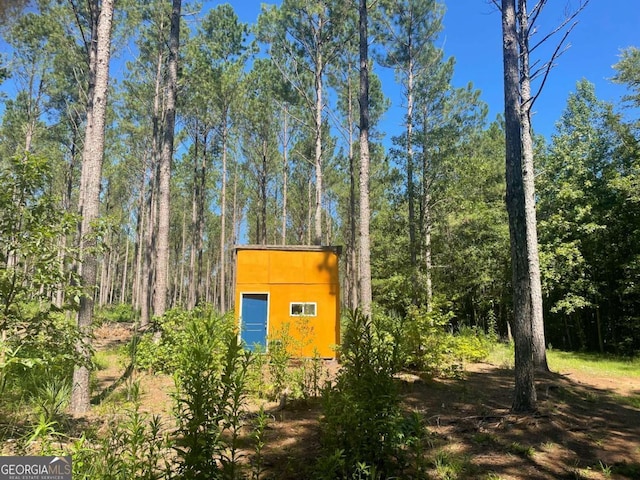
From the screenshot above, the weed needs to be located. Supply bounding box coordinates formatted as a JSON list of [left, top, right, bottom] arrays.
[[250, 406, 270, 480], [472, 432, 498, 445], [172, 311, 252, 479], [599, 460, 612, 477], [319, 310, 404, 478], [432, 450, 467, 479], [507, 441, 534, 458]]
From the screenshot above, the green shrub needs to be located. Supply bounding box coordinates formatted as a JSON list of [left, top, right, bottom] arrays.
[[373, 302, 496, 377], [172, 310, 252, 480], [94, 303, 138, 324], [318, 309, 404, 478], [0, 154, 82, 396], [133, 305, 233, 373]]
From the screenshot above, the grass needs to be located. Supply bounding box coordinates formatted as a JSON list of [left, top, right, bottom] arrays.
[[487, 343, 640, 378], [547, 350, 640, 378]]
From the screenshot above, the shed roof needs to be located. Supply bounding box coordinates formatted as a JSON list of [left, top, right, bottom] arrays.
[[234, 244, 342, 255]]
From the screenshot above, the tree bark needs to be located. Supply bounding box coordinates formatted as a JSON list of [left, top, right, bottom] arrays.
[[281, 106, 289, 245], [407, 58, 417, 265], [358, 0, 372, 316], [421, 106, 433, 311], [220, 120, 228, 312], [313, 50, 324, 246], [153, 0, 181, 318], [518, 0, 549, 372], [71, 0, 114, 415], [347, 68, 359, 310], [501, 0, 536, 413]]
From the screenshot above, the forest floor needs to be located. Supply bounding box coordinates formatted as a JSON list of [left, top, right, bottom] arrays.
[[90, 323, 640, 480]]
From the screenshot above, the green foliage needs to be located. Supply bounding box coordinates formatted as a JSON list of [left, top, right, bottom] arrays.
[[0, 153, 81, 395], [66, 406, 172, 480], [538, 80, 640, 353], [172, 310, 252, 480], [94, 303, 138, 324], [318, 309, 404, 478], [134, 305, 233, 373], [249, 406, 270, 480], [373, 303, 494, 377]]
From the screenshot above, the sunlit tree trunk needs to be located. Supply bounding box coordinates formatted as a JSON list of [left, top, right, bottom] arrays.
[[220, 121, 228, 312], [281, 107, 289, 245], [314, 48, 324, 246], [153, 0, 181, 318], [502, 0, 536, 413], [358, 0, 372, 316], [518, 0, 548, 372], [71, 0, 114, 415]]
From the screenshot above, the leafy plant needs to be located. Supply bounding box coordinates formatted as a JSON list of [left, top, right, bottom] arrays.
[[318, 309, 404, 478], [171, 310, 252, 480]]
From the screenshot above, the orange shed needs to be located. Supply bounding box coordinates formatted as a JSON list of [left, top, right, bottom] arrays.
[[234, 245, 341, 358]]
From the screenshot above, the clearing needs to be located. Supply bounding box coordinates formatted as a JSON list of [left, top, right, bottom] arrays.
[[89, 323, 640, 479]]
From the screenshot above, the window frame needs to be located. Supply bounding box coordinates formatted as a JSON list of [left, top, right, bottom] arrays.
[[290, 302, 317, 317]]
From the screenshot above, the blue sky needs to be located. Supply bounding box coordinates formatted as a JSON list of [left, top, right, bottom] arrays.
[[2, 1, 637, 141], [220, 0, 639, 140]]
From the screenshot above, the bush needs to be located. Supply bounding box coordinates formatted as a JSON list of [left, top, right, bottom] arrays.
[[374, 302, 495, 377], [318, 309, 404, 478], [0, 154, 82, 397], [171, 310, 252, 480], [133, 305, 233, 373], [94, 303, 138, 325]]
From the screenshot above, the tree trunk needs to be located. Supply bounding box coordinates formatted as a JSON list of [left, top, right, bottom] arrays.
[[421, 106, 433, 311], [347, 72, 359, 310], [518, 0, 549, 372], [141, 28, 165, 326], [502, 0, 536, 413], [281, 107, 289, 245], [133, 171, 145, 311], [407, 59, 416, 266], [313, 50, 324, 246], [120, 235, 129, 303], [70, 0, 114, 415], [259, 139, 268, 245], [220, 121, 228, 313], [358, 0, 372, 316], [153, 0, 181, 318]]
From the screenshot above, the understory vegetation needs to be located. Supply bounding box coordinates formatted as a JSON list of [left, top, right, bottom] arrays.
[[0, 306, 499, 479]]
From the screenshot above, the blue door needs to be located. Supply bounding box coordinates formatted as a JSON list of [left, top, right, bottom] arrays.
[[241, 293, 268, 351]]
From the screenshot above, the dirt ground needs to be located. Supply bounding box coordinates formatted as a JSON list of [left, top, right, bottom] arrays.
[[91, 323, 640, 480]]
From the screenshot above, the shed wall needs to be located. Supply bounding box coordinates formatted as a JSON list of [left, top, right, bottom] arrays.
[[235, 248, 340, 358]]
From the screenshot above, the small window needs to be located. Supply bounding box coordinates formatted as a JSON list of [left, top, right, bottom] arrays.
[[290, 302, 317, 317]]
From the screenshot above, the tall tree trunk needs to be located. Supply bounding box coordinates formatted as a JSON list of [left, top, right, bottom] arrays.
[[153, 0, 181, 318], [71, 0, 114, 415], [345, 64, 358, 310], [259, 139, 268, 245], [120, 236, 129, 303], [178, 209, 186, 306], [502, 0, 536, 413], [518, 0, 548, 372], [281, 107, 289, 245], [141, 28, 165, 326], [133, 172, 145, 311], [313, 50, 324, 246], [188, 131, 199, 309], [407, 59, 417, 266], [219, 121, 228, 312], [421, 106, 433, 311], [358, 0, 372, 316]]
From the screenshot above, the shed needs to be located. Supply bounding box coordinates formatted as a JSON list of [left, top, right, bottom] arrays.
[[234, 245, 341, 358]]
